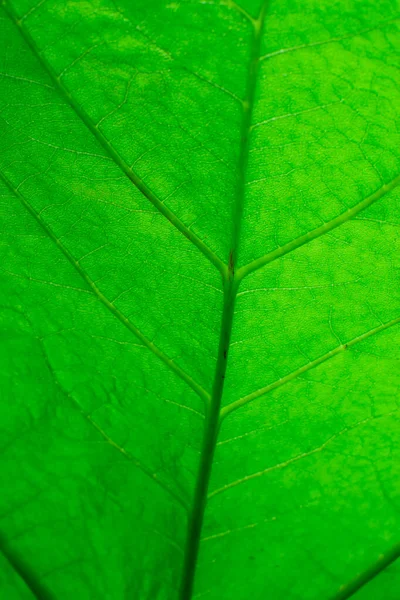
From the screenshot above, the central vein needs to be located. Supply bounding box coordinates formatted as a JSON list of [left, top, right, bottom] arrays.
[[178, 3, 269, 598]]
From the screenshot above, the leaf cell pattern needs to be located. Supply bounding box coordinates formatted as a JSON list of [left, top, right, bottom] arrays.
[[1, 1, 400, 599]]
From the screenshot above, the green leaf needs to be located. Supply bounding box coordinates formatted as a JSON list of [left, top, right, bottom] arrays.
[[1, 0, 399, 599]]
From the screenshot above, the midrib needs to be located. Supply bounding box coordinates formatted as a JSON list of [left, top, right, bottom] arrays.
[[4, 1, 400, 599], [178, 3, 269, 598]]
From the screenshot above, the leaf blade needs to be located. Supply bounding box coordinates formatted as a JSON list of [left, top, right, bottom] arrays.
[[1, 0, 400, 598]]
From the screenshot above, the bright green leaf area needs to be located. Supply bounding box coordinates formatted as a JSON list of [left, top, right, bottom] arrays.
[[0, 0, 400, 598]]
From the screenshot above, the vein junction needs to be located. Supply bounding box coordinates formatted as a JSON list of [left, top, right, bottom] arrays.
[[2, 2, 400, 599], [3, 0, 399, 420], [0, 169, 210, 407], [179, 2, 269, 597]]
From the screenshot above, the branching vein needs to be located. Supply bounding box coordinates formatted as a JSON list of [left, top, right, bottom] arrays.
[[0, 539, 52, 600], [33, 328, 190, 510], [260, 16, 399, 61], [221, 312, 400, 418], [87, 416, 189, 510], [328, 542, 400, 599], [236, 173, 400, 281], [179, 2, 269, 597], [210, 409, 398, 498], [2, 1, 400, 598], [0, 169, 210, 407], [2, 1, 226, 276]]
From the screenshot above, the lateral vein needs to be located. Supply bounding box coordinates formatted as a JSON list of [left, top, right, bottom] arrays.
[[260, 16, 399, 61], [0, 169, 210, 407], [0, 540, 52, 600], [87, 416, 189, 510], [2, 1, 225, 276], [329, 542, 400, 600], [237, 173, 400, 281], [178, 2, 270, 597], [221, 312, 400, 418], [34, 328, 190, 510], [210, 409, 398, 498]]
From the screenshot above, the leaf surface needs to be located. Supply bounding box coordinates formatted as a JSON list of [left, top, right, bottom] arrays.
[[0, 0, 400, 599]]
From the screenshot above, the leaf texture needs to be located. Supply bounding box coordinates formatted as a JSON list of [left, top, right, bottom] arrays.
[[0, 0, 400, 599]]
